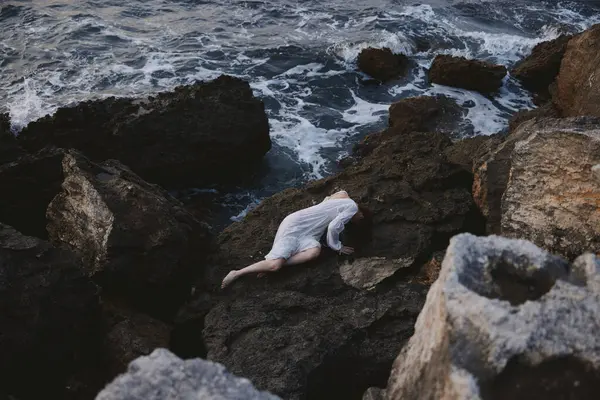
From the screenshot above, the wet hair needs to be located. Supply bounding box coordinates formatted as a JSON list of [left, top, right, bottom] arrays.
[[345, 204, 373, 248], [356, 205, 372, 222]]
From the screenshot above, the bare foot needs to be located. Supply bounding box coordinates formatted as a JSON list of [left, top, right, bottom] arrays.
[[221, 270, 238, 289]]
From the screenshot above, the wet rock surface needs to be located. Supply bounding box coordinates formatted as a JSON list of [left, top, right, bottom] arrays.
[[385, 233, 600, 400], [357, 47, 410, 82], [17, 75, 271, 188], [428, 55, 507, 93], [351, 95, 465, 161]]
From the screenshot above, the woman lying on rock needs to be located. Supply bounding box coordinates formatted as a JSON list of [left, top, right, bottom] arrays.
[[221, 190, 366, 288]]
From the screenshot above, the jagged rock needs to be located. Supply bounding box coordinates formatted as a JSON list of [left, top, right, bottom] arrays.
[[471, 104, 559, 235], [443, 134, 503, 174], [18, 75, 271, 187], [0, 113, 24, 164], [428, 55, 507, 93], [201, 287, 426, 400], [512, 35, 571, 99], [47, 151, 211, 318], [385, 233, 600, 400], [408, 251, 445, 286], [471, 115, 545, 234], [0, 223, 102, 399], [95, 349, 280, 400], [388, 95, 464, 135], [501, 117, 600, 259], [507, 103, 559, 133], [102, 301, 171, 377], [0, 147, 65, 239], [174, 109, 485, 398], [357, 47, 409, 82], [593, 164, 600, 183], [352, 96, 464, 160], [363, 387, 386, 400], [340, 257, 413, 290], [554, 24, 600, 116]]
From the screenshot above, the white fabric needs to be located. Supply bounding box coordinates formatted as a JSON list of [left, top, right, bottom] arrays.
[[265, 193, 358, 260]]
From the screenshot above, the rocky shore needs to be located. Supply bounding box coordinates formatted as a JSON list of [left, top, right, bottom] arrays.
[[0, 24, 599, 400]]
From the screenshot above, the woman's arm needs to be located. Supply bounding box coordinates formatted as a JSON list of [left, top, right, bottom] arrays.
[[326, 203, 358, 251]]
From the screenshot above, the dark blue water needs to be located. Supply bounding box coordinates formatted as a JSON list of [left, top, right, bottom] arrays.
[[1, 0, 599, 226]]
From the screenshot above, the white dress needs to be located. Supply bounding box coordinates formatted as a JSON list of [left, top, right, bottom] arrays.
[[265, 192, 358, 260]]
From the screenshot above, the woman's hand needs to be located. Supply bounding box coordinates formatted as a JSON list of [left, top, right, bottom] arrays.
[[339, 246, 355, 255]]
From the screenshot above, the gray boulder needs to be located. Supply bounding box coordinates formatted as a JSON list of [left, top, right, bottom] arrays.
[[501, 117, 600, 258], [95, 349, 280, 400], [385, 233, 600, 400]]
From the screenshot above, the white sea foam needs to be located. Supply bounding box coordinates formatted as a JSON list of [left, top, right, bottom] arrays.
[[342, 90, 389, 125], [330, 30, 415, 65], [3, 0, 599, 176], [7, 79, 55, 131]]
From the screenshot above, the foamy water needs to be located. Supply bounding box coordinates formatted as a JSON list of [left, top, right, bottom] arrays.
[[1, 0, 599, 225]]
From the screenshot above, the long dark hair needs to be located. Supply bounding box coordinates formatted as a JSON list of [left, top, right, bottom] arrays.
[[345, 204, 373, 248]]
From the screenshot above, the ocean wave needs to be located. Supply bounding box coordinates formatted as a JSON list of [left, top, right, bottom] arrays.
[[2, 0, 599, 217]]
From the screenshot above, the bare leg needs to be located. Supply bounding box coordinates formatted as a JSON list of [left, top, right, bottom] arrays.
[[285, 247, 321, 266], [257, 247, 321, 278], [222, 258, 285, 288]]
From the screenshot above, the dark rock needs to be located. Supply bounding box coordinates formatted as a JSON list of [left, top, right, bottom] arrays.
[[174, 119, 485, 399], [0, 223, 102, 399], [387, 95, 464, 134], [428, 55, 507, 93], [363, 387, 386, 400], [408, 251, 445, 286], [443, 134, 503, 174], [512, 35, 572, 96], [96, 349, 281, 400], [352, 96, 465, 160], [0, 113, 25, 164], [554, 24, 600, 116], [0, 147, 65, 239], [18, 75, 271, 188], [508, 103, 559, 133], [46, 151, 211, 319], [102, 301, 171, 377], [357, 47, 410, 82]]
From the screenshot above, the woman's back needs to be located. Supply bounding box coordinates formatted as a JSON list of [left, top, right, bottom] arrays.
[[277, 197, 358, 240]]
